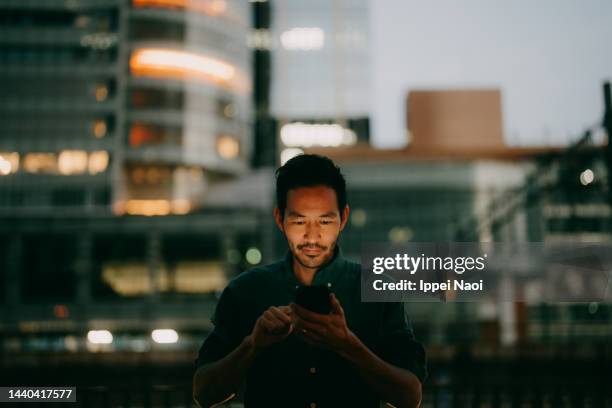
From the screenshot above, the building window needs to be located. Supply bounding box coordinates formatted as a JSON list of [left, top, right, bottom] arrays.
[[92, 234, 148, 299], [20, 234, 77, 302], [58, 150, 88, 175], [130, 88, 184, 110], [51, 188, 86, 207], [0, 152, 19, 175], [23, 153, 57, 174], [129, 18, 185, 42], [216, 135, 240, 159], [129, 123, 182, 147], [161, 234, 225, 295]]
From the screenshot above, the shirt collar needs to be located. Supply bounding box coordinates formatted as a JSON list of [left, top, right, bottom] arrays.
[[282, 245, 347, 288]]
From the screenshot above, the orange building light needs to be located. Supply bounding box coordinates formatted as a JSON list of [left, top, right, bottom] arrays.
[[132, 0, 226, 16], [130, 48, 236, 85]]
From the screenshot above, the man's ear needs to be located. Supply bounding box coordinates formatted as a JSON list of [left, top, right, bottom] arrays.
[[339, 205, 350, 231], [273, 207, 285, 232]]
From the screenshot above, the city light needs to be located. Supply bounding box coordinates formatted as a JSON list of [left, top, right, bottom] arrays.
[[580, 169, 594, 186], [0, 153, 19, 175], [171, 199, 191, 215], [0, 158, 10, 175], [280, 27, 325, 50], [280, 122, 357, 147], [132, 0, 226, 16], [216, 135, 240, 159], [95, 84, 108, 102], [93, 120, 107, 138], [280, 148, 304, 165], [245, 247, 262, 265], [351, 209, 367, 227], [247, 29, 273, 50], [88, 151, 109, 175], [388, 226, 413, 243], [87, 330, 113, 344], [23, 153, 57, 174], [125, 200, 172, 216], [0, 156, 13, 175], [151, 329, 179, 344], [130, 48, 236, 85], [58, 150, 88, 175]]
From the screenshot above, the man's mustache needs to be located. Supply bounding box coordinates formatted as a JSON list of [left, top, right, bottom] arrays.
[[297, 244, 327, 250]]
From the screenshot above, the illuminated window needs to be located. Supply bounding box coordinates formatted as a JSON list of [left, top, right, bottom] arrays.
[[161, 234, 226, 294], [129, 123, 181, 147], [247, 29, 272, 50], [58, 150, 88, 175], [92, 235, 148, 299], [130, 48, 236, 85], [125, 200, 171, 216], [95, 84, 108, 102], [23, 153, 57, 174], [280, 27, 325, 50], [93, 120, 107, 138], [171, 200, 191, 215], [102, 262, 153, 295], [216, 135, 240, 159], [280, 122, 357, 147], [88, 151, 109, 175], [130, 167, 146, 184], [132, 0, 227, 16], [0, 152, 19, 175]]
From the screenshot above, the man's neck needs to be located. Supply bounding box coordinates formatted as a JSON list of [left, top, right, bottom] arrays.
[[292, 258, 317, 286]]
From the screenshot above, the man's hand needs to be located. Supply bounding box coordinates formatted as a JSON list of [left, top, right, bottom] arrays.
[[290, 293, 357, 353], [251, 306, 293, 349]]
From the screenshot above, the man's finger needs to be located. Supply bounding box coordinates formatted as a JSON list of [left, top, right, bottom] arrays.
[[261, 313, 287, 332], [330, 293, 345, 318], [270, 307, 292, 324], [294, 316, 327, 335]]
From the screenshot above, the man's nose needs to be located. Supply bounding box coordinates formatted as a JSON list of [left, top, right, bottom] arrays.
[[303, 222, 321, 240]]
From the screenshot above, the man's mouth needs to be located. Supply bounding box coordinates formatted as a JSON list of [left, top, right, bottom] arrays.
[[301, 246, 323, 255]]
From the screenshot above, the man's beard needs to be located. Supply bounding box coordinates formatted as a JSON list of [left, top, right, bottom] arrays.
[[292, 241, 337, 270]]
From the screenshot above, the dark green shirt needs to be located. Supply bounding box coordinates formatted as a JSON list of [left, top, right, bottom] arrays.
[[196, 247, 427, 407]]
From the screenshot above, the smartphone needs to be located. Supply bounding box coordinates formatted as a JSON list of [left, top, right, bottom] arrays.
[[295, 285, 331, 314]]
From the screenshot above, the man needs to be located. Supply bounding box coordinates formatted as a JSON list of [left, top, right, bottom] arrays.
[[193, 154, 427, 407]]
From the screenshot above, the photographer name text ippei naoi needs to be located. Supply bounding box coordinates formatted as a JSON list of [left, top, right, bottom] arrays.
[[373, 279, 484, 293], [371, 253, 487, 275]]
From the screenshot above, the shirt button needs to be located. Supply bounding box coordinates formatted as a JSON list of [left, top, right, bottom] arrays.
[[309, 366, 316, 374], [310, 403, 316, 408]]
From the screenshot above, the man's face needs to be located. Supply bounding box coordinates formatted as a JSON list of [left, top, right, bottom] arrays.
[[274, 185, 349, 270]]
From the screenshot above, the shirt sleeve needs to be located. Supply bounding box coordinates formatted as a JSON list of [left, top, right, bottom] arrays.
[[195, 286, 244, 368], [374, 301, 428, 384]]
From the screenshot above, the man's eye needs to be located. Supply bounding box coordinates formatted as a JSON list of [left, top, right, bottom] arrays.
[[292, 221, 305, 225], [320, 220, 333, 225]]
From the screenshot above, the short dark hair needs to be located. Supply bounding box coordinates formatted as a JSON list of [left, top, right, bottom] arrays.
[[275, 154, 347, 218]]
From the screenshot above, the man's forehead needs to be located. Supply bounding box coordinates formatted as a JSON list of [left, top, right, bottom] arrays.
[[285, 186, 340, 213], [286, 186, 337, 204]]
